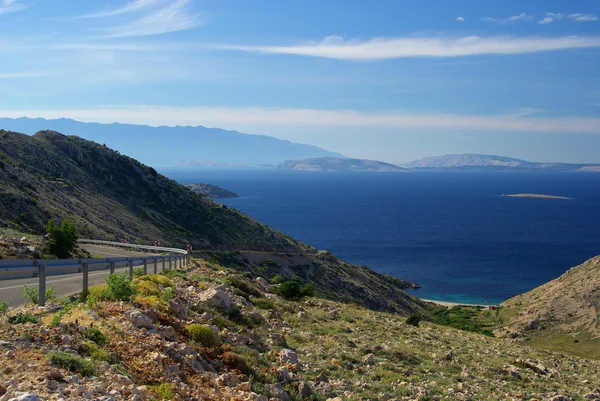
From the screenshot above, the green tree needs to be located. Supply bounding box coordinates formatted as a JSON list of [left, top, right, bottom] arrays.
[[46, 219, 78, 259]]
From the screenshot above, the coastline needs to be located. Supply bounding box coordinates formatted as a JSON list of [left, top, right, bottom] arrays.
[[421, 298, 490, 308]]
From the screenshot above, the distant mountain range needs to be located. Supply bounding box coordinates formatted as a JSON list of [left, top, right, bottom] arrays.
[[408, 154, 600, 172], [0, 117, 343, 166], [278, 157, 409, 172]]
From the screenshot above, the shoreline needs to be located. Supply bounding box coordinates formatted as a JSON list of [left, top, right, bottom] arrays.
[[421, 298, 492, 308], [501, 193, 570, 200]]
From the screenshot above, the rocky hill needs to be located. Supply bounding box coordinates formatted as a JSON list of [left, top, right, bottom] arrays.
[[0, 129, 307, 252], [277, 157, 408, 172], [1, 259, 599, 401], [185, 184, 240, 199], [0, 129, 428, 315], [500, 255, 600, 358], [0, 117, 343, 166], [408, 153, 600, 171]]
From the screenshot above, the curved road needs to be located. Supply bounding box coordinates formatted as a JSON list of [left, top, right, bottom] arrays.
[[0, 245, 160, 307]]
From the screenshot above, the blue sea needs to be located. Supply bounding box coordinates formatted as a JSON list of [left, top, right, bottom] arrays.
[[162, 169, 600, 305]]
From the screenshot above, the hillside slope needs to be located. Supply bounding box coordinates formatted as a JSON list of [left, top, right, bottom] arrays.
[[278, 157, 408, 172], [0, 117, 343, 166], [501, 255, 600, 356], [408, 153, 600, 171], [0, 129, 304, 252]]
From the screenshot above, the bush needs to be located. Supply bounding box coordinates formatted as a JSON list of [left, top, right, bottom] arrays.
[[46, 351, 96, 376], [133, 267, 145, 277], [135, 280, 160, 296], [406, 314, 421, 327], [0, 302, 8, 315], [151, 383, 175, 400], [8, 312, 39, 324], [23, 285, 57, 305], [46, 219, 78, 259], [105, 273, 134, 301], [221, 351, 249, 374], [147, 274, 173, 288], [85, 327, 107, 345], [277, 280, 315, 300], [186, 324, 217, 348]]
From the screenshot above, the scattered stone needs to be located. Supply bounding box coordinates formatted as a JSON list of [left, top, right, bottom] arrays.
[[199, 289, 231, 310], [363, 353, 375, 365], [279, 349, 298, 365], [168, 298, 188, 320], [278, 366, 292, 384], [269, 383, 289, 401], [314, 371, 328, 383], [124, 309, 154, 329], [298, 382, 312, 399]]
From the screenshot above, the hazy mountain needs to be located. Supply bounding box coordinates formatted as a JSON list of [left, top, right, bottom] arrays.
[[0, 117, 343, 166], [408, 153, 600, 171], [278, 157, 409, 172]]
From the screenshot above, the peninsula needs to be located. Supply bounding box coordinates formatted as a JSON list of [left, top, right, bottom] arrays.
[[185, 183, 240, 199], [278, 157, 409, 172]]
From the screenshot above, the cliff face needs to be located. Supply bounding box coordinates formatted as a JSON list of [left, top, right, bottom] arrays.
[[277, 157, 409, 172], [0, 130, 306, 252]]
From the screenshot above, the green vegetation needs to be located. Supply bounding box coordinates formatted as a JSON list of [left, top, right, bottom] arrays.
[[46, 351, 96, 376], [46, 218, 78, 259], [406, 314, 421, 327], [85, 327, 107, 345], [430, 306, 495, 336], [23, 285, 57, 305], [277, 280, 315, 300], [0, 302, 8, 315], [105, 272, 135, 301], [185, 324, 218, 348], [151, 383, 175, 400], [7, 312, 39, 324]]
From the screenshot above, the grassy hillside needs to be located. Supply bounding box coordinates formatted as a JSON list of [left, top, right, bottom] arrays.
[[500, 255, 600, 358], [0, 129, 305, 252], [1, 259, 598, 400]]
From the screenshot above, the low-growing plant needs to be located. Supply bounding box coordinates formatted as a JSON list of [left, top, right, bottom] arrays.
[[185, 324, 218, 348], [151, 383, 175, 400], [162, 269, 185, 280], [276, 280, 315, 300], [135, 280, 160, 296], [147, 274, 173, 288], [0, 302, 8, 315], [406, 314, 421, 327], [46, 351, 96, 376], [85, 284, 109, 308], [158, 287, 174, 302], [105, 272, 135, 301], [8, 312, 39, 324], [85, 327, 107, 345], [133, 267, 145, 277], [251, 296, 276, 310], [23, 285, 57, 305], [221, 351, 250, 374], [134, 295, 166, 311], [78, 341, 110, 362]]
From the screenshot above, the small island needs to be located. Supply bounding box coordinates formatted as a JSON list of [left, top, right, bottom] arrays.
[[186, 183, 240, 199], [277, 157, 409, 172], [501, 193, 570, 200]]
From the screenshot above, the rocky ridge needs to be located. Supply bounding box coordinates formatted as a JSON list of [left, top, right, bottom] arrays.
[[1, 258, 600, 400]]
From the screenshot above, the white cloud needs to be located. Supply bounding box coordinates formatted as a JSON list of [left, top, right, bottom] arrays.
[[503, 13, 534, 23], [539, 17, 554, 25], [104, 0, 204, 37], [456, 16, 465, 22], [0, 71, 61, 79], [216, 35, 600, 61], [76, 0, 163, 19], [3, 106, 600, 135], [569, 13, 599, 22], [0, 0, 26, 14], [480, 17, 497, 22]]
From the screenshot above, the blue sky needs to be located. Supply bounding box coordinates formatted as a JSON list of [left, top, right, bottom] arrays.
[[1, 0, 600, 163]]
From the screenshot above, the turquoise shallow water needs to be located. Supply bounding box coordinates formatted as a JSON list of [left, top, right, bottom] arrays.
[[163, 169, 600, 305]]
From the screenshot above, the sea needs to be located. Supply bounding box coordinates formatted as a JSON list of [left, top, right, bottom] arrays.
[[161, 169, 600, 305]]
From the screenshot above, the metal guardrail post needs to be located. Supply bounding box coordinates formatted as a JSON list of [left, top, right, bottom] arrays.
[[109, 261, 115, 275], [143, 259, 148, 275], [169, 257, 172, 271], [153, 258, 157, 274], [82, 262, 89, 298], [162, 258, 166, 272], [128, 259, 134, 278], [39, 264, 46, 307]]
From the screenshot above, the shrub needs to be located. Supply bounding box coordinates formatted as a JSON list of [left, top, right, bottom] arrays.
[[133, 267, 145, 277], [147, 274, 173, 288], [105, 273, 134, 301], [221, 351, 249, 374], [23, 285, 57, 305], [406, 314, 421, 327], [251, 297, 276, 310], [134, 295, 165, 311], [277, 280, 316, 300], [46, 351, 96, 376], [8, 312, 39, 324], [78, 341, 110, 362], [46, 218, 78, 259], [85, 327, 107, 345], [0, 302, 8, 315], [151, 383, 175, 400], [186, 324, 217, 348], [85, 284, 109, 308], [135, 280, 159, 296], [162, 269, 185, 280], [158, 287, 174, 302]]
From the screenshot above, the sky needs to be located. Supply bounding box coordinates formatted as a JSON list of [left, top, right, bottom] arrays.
[[1, 0, 600, 163]]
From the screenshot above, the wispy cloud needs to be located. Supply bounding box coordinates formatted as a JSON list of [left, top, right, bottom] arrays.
[[3, 106, 600, 135], [569, 13, 599, 22], [538, 13, 565, 25], [0, 0, 26, 14], [103, 0, 203, 37], [456, 16, 465, 23], [76, 0, 162, 19], [216, 35, 600, 61], [481, 13, 533, 24], [0, 71, 61, 79]]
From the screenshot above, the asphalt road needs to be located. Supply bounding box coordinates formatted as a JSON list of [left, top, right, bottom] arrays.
[[0, 245, 161, 307]]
